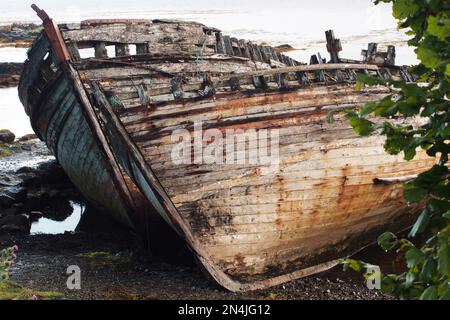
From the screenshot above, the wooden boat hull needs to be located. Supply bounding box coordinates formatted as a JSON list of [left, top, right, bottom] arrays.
[[96, 82, 433, 289], [19, 15, 436, 291]]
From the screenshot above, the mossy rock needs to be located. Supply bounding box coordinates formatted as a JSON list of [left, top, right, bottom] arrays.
[[76, 251, 131, 267], [0, 280, 62, 300], [0, 144, 12, 158]]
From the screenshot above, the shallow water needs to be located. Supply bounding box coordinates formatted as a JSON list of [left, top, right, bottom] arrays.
[[0, 87, 33, 137], [30, 201, 85, 235], [0, 47, 28, 63]]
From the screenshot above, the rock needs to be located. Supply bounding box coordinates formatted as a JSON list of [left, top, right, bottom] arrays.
[[18, 134, 37, 142], [0, 214, 30, 234], [17, 160, 69, 187], [0, 193, 15, 208], [11, 203, 25, 210], [39, 198, 73, 221], [0, 172, 23, 187], [1, 207, 19, 216], [274, 44, 295, 52], [0, 129, 15, 143], [20, 143, 32, 151], [36, 160, 68, 184], [15, 166, 35, 174], [2, 186, 27, 203], [29, 211, 43, 221]]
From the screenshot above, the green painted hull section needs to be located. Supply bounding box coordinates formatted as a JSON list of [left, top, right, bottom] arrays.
[[19, 34, 133, 228]]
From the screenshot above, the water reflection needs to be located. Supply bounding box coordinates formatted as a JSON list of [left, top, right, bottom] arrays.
[[0, 87, 33, 137], [31, 201, 85, 234]]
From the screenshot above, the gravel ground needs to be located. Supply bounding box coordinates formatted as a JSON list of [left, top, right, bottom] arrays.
[[1, 231, 394, 300], [0, 138, 397, 300]]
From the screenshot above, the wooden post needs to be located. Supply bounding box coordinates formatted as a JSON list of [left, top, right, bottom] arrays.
[[230, 37, 242, 56], [215, 32, 226, 54], [268, 47, 279, 62], [325, 30, 342, 63], [310, 54, 325, 82], [239, 39, 251, 59], [68, 43, 81, 61], [223, 35, 234, 56], [95, 42, 108, 58], [275, 73, 288, 90], [115, 44, 130, 57], [229, 77, 241, 91], [386, 45, 396, 65], [171, 77, 184, 100], [136, 43, 149, 55], [259, 46, 271, 64], [251, 44, 263, 62], [363, 43, 377, 63]]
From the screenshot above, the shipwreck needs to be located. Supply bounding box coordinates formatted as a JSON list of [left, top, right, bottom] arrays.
[[18, 5, 435, 291]]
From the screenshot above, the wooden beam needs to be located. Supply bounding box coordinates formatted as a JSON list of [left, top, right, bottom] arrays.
[[211, 63, 377, 82]]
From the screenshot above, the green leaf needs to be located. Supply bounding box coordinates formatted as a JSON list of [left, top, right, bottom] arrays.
[[417, 46, 442, 69], [420, 257, 437, 282], [409, 210, 430, 237], [420, 286, 438, 300], [446, 64, 450, 77], [437, 242, 450, 277], [359, 102, 377, 116], [341, 259, 363, 272], [373, 96, 396, 116], [381, 275, 396, 294], [404, 184, 427, 203], [439, 289, 450, 300], [378, 232, 399, 251], [404, 146, 417, 161], [392, 0, 420, 19], [443, 211, 450, 221], [356, 73, 385, 86], [347, 115, 374, 136], [326, 110, 336, 124], [427, 15, 450, 42], [405, 248, 425, 268]]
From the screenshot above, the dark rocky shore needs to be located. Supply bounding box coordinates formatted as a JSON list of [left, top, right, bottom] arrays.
[[0, 63, 23, 88], [0, 131, 398, 300], [0, 23, 40, 88], [0, 23, 42, 46]]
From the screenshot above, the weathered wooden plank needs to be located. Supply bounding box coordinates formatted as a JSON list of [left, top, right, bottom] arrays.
[[230, 37, 242, 57]]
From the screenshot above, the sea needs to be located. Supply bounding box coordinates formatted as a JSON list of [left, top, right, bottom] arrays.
[[0, 0, 417, 137]]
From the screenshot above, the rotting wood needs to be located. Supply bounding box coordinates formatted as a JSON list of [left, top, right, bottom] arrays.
[[325, 30, 342, 63], [19, 7, 433, 293]]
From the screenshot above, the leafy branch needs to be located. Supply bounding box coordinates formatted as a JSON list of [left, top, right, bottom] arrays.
[[339, 0, 450, 300]]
